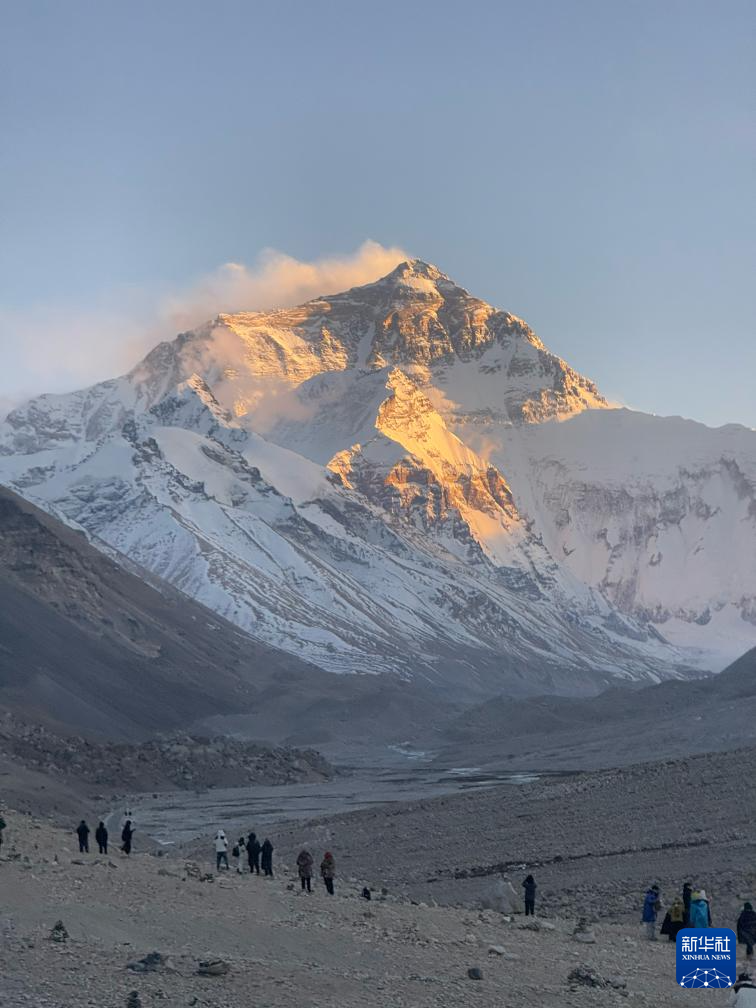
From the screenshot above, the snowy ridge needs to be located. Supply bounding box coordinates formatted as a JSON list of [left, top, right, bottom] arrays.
[[1, 259, 754, 695]]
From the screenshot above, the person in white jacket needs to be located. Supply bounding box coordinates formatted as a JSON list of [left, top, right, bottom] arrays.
[[730, 974, 756, 1006], [214, 830, 229, 871], [232, 836, 246, 873]]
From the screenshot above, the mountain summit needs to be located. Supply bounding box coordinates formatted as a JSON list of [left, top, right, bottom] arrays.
[[2, 262, 755, 697]]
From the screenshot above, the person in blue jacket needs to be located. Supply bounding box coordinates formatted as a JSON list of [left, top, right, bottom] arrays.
[[689, 889, 713, 928], [642, 884, 662, 940]]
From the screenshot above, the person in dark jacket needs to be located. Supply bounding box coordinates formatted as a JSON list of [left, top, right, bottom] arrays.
[[121, 820, 134, 855], [261, 838, 274, 877], [247, 832, 261, 875], [683, 882, 693, 925], [522, 874, 537, 916], [738, 902, 756, 959], [297, 849, 314, 892], [660, 897, 686, 942], [76, 820, 90, 853], [642, 884, 661, 940], [320, 852, 336, 895], [95, 821, 108, 854]]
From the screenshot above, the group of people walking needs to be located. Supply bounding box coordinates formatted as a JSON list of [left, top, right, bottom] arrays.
[[75, 817, 134, 856], [212, 830, 336, 895], [642, 881, 756, 959]]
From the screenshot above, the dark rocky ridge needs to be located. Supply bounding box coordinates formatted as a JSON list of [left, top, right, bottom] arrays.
[[0, 484, 324, 739], [0, 713, 332, 792], [437, 644, 756, 771]]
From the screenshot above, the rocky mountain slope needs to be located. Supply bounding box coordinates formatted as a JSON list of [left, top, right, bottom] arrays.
[[0, 485, 326, 738], [439, 644, 756, 771], [0, 486, 462, 756], [1, 260, 754, 697]]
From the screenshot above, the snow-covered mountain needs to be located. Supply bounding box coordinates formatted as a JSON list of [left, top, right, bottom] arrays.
[[2, 260, 754, 697]]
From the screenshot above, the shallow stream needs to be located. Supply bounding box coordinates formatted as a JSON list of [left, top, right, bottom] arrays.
[[121, 759, 539, 846]]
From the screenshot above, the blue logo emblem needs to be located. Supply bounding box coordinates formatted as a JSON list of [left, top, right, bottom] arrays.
[[676, 929, 737, 987]]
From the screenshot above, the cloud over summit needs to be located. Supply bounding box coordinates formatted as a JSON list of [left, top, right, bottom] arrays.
[[0, 241, 409, 415]]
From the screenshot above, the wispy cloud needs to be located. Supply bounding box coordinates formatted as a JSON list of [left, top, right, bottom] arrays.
[[0, 240, 409, 413], [160, 241, 409, 332]]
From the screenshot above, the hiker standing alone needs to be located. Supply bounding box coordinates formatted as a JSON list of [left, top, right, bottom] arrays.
[[522, 874, 537, 916], [642, 884, 662, 940]]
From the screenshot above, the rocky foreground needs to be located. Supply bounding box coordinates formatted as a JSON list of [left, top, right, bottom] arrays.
[[0, 812, 743, 1008]]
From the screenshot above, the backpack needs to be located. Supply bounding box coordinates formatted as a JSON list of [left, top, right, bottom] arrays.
[[232, 845, 240, 859]]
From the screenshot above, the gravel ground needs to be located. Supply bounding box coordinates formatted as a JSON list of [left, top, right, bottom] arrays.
[[2, 746, 754, 1006], [263, 747, 756, 924], [0, 813, 739, 1008]]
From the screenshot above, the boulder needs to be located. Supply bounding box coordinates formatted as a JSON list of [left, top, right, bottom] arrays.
[[49, 920, 68, 943], [197, 958, 231, 977], [480, 877, 519, 914], [127, 951, 173, 973], [573, 918, 597, 944], [567, 964, 606, 988]]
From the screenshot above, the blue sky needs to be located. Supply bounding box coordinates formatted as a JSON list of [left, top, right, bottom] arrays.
[[1, 0, 754, 426]]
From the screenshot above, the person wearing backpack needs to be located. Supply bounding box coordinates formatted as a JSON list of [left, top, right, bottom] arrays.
[[232, 836, 246, 873]]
